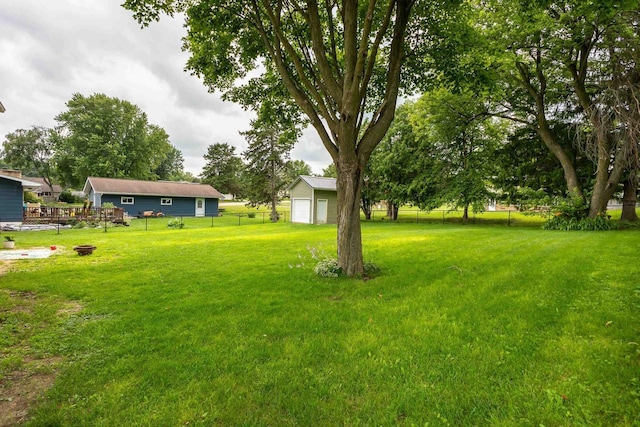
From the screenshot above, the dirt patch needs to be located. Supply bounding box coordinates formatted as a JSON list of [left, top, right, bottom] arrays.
[[0, 365, 58, 427], [57, 301, 83, 316], [0, 290, 83, 426]]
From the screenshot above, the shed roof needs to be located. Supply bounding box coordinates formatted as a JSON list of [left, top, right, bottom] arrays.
[[83, 177, 224, 199], [290, 175, 337, 191], [0, 174, 42, 190]]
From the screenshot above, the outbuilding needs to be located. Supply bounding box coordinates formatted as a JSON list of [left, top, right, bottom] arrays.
[[83, 177, 224, 217], [288, 176, 337, 224], [0, 172, 41, 225]]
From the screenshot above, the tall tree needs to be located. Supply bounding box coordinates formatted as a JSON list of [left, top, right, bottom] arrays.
[[53, 93, 172, 188], [154, 145, 185, 181], [410, 88, 504, 219], [241, 100, 298, 222], [200, 143, 244, 197], [2, 126, 56, 192], [369, 102, 430, 219], [124, 0, 460, 276], [479, 0, 640, 218]]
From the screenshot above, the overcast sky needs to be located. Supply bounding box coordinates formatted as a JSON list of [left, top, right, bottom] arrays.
[[0, 1, 332, 178]]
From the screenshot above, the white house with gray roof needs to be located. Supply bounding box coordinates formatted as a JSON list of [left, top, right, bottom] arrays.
[[288, 176, 337, 224]]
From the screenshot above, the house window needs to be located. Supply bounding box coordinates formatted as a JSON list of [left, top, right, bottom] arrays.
[[121, 197, 134, 205], [161, 198, 172, 206]]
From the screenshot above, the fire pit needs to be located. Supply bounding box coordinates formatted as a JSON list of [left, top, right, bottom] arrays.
[[73, 245, 97, 256]]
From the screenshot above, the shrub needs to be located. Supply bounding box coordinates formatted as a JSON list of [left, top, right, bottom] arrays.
[[23, 191, 42, 204], [59, 190, 83, 204], [102, 202, 115, 208], [363, 261, 380, 275], [544, 212, 613, 231], [542, 195, 613, 231], [167, 219, 184, 229], [247, 212, 256, 218], [314, 257, 342, 278]]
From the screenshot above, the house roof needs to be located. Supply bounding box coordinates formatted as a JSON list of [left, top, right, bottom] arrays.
[[22, 177, 63, 193], [289, 175, 337, 191], [83, 177, 224, 199], [0, 174, 42, 190]]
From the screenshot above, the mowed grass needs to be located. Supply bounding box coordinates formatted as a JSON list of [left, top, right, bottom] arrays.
[[0, 218, 638, 426]]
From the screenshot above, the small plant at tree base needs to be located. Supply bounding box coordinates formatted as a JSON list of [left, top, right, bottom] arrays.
[[314, 257, 342, 278], [363, 261, 380, 275], [167, 219, 184, 229], [543, 195, 612, 231]]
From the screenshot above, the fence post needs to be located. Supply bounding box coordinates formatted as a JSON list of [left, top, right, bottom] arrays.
[[442, 210, 445, 224], [211, 214, 214, 227], [145, 216, 148, 231], [508, 210, 511, 227]]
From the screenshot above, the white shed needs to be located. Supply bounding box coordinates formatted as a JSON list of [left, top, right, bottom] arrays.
[[288, 176, 337, 224]]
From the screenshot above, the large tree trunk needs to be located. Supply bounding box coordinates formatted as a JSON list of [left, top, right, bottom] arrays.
[[515, 60, 584, 199], [336, 158, 365, 277], [620, 170, 638, 222], [535, 123, 583, 198]]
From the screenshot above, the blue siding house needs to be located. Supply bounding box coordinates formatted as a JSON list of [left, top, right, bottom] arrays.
[[83, 177, 224, 217], [0, 173, 41, 224]]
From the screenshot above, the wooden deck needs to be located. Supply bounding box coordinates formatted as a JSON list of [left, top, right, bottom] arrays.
[[23, 207, 125, 224]]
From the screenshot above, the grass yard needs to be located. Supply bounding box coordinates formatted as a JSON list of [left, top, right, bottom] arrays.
[[0, 218, 638, 425]]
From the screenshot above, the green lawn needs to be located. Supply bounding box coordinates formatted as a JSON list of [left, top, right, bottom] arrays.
[[0, 219, 638, 425]]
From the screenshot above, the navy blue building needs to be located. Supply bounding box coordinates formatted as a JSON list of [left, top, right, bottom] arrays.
[[0, 173, 41, 224], [83, 177, 224, 217]]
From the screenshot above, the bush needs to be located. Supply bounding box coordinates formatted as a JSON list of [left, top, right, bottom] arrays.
[[167, 219, 184, 229], [544, 212, 613, 231], [247, 212, 256, 218], [314, 257, 342, 278], [59, 190, 84, 204], [542, 195, 613, 231], [23, 191, 42, 204]]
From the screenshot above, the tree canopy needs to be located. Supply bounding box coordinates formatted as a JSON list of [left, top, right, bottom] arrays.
[[201, 142, 244, 197], [53, 93, 176, 188], [2, 126, 56, 191]]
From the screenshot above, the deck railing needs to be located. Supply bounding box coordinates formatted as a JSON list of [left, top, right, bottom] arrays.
[[23, 207, 124, 224]]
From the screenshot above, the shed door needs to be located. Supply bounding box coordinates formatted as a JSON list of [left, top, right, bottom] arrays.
[[292, 198, 311, 223], [316, 199, 328, 224], [195, 198, 205, 217]]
